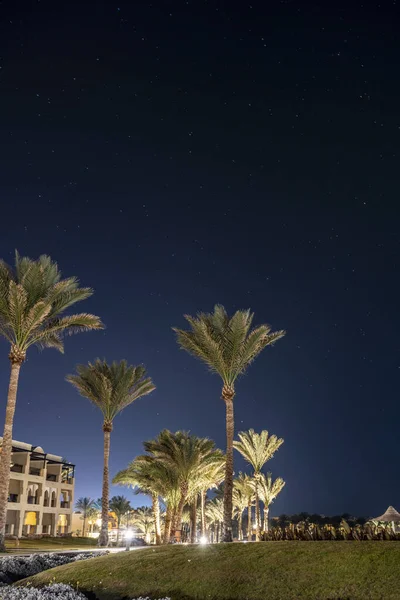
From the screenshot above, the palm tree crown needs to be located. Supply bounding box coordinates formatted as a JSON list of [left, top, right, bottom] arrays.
[[233, 429, 284, 474], [173, 304, 285, 389], [0, 251, 103, 360], [66, 359, 155, 430]]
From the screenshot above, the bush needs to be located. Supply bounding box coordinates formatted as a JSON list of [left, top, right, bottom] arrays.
[[262, 520, 400, 541], [0, 553, 108, 584], [0, 583, 86, 600], [0, 585, 170, 600]]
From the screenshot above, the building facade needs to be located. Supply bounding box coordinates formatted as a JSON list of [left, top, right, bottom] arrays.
[[0, 438, 75, 537]]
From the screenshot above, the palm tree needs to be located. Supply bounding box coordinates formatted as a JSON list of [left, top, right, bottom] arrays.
[[66, 359, 155, 546], [0, 252, 103, 550], [131, 507, 153, 543], [233, 473, 253, 541], [144, 430, 221, 542], [205, 498, 224, 543], [173, 304, 285, 541], [75, 497, 95, 537], [233, 429, 284, 540], [109, 495, 131, 545], [258, 472, 285, 532], [113, 455, 175, 545], [196, 453, 225, 539]]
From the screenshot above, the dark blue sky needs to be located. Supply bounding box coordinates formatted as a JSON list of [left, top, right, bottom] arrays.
[[0, 0, 398, 519]]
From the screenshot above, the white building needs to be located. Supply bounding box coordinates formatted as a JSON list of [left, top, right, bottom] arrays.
[[0, 438, 75, 537]]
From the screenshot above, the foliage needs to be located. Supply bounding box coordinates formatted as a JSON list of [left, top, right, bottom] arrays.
[[0, 552, 107, 584], [131, 507, 153, 537], [257, 472, 285, 509], [0, 583, 87, 600], [233, 429, 284, 474], [66, 360, 155, 428], [262, 520, 400, 541], [109, 496, 131, 524], [173, 304, 285, 386], [24, 543, 400, 600], [0, 252, 103, 355]]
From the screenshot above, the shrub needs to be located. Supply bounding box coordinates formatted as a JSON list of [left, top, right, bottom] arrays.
[[0, 553, 108, 584], [0, 583, 86, 600], [261, 520, 400, 541]]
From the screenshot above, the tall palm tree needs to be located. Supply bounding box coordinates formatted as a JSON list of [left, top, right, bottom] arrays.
[[75, 497, 95, 537], [258, 472, 285, 532], [132, 507, 153, 543], [144, 430, 220, 542], [0, 252, 103, 550], [66, 359, 155, 546], [109, 495, 131, 544], [233, 473, 253, 541], [174, 304, 285, 541], [233, 429, 284, 540]]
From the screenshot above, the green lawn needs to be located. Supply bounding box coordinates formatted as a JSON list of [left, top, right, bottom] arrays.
[[21, 542, 400, 600], [4, 536, 98, 553]]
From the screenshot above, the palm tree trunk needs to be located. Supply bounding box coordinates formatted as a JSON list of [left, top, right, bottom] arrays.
[[82, 515, 86, 537], [116, 517, 120, 546], [247, 500, 252, 541], [163, 503, 173, 544], [171, 485, 188, 542], [238, 512, 243, 541], [0, 358, 23, 551], [152, 492, 162, 545], [222, 385, 235, 542], [264, 506, 269, 533], [98, 424, 111, 547], [255, 478, 260, 541], [200, 489, 206, 537], [216, 522, 220, 543], [190, 497, 197, 544]]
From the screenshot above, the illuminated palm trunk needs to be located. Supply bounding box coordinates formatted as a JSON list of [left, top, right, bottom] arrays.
[[190, 497, 197, 544], [152, 492, 162, 545], [200, 489, 206, 537], [98, 423, 111, 547], [222, 385, 235, 542], [264, 506, 269, 532], [247, 500, 252, 540], [163, 504, 173, 544], [0, 352, 24, 552], [238, 511, 243, 541], [255, 476, 261, 541]]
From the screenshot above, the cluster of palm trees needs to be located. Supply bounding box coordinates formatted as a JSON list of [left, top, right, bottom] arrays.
[[113, 427, 285, 544], [75, 496, 153, 543], [0, 252, 285, 550]]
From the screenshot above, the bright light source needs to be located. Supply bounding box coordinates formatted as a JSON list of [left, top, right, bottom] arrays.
[[96, 518, 102, 527], [125, 530, 134, 540], [199, 536, 208, 545]]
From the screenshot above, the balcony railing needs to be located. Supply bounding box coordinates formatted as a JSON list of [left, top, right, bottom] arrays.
[[46, 474, 57, 482], [27, 495, 39, 505], [60, 501, 70, 509], [29, 468, 41, 476], [10, 464, 23, 473], [7, 494, 18, 503]]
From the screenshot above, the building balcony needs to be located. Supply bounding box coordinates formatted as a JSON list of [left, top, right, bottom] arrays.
[[7, 494, 19, 503], [29, 467, 41, 476], [60, 501, 70, 509], [27, 496, 39, 505], [10, 464, 23, 473], [46, 474, 57, 482]]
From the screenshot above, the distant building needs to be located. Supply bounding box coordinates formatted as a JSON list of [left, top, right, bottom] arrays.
[[0, 438, 75, 537]]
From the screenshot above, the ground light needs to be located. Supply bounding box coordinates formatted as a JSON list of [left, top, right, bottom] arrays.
[[199, 536, 208, 545], [125, 529, 134, 551]]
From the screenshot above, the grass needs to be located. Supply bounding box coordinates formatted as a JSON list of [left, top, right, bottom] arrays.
[[4, 536, 98, 553], [21, 541, 400, 600]]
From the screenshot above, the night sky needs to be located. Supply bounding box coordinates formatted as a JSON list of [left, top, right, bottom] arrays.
[[0, 0, 399, 519]]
